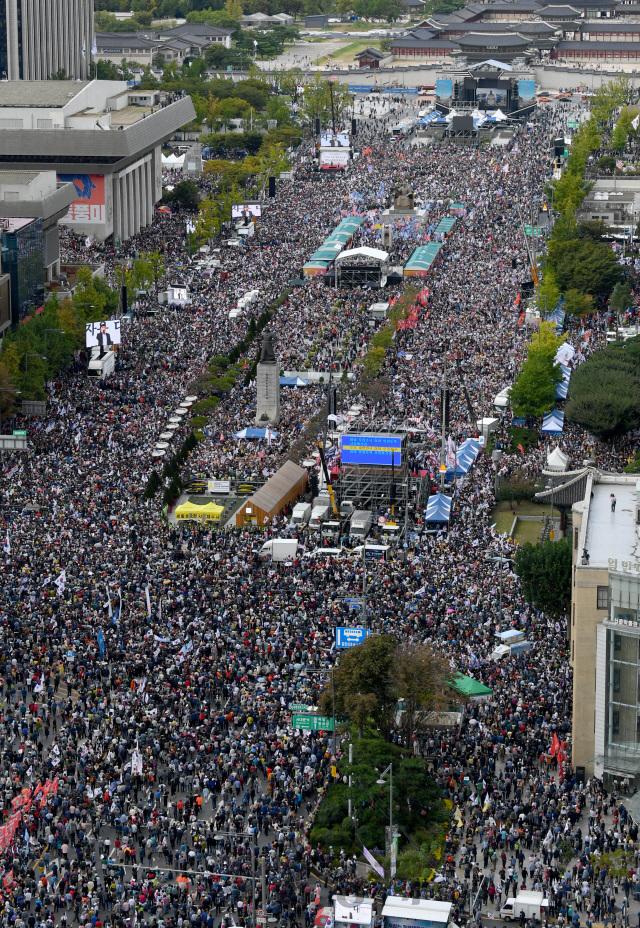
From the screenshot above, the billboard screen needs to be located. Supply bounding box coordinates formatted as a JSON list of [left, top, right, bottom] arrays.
[[86, 319, 121, 349], [320, 150, 349, 170], [232, 203, 261, 219], [518, 80, 536, 101], [341, 433, 402, 466], [436, 79, 453, 101], [58, 174, 105, 225], [477, 88, 507, 105], [320, 132, 350, 148]]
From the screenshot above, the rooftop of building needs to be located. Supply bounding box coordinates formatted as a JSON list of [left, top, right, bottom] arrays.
[[0, 81, 92, 107], [585, 479, 640, 567]]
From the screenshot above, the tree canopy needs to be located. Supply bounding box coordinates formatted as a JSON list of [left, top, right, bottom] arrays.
[[565, 336, 640, 439], [513, 538, 572, 618]]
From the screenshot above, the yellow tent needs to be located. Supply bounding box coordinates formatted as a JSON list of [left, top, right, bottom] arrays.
[[175, 501, 225, 522]]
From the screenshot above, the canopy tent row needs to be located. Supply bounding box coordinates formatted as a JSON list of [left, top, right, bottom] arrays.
[[445, 437, 482, 477], [434, 217, 456, 238], [425, 492, 452, 522], [555, 362, 571, 401], [404, 242, 443, 277], [542, 409, 565, 434], [303, 216, 365, 278], [335, 246, 389, 264]]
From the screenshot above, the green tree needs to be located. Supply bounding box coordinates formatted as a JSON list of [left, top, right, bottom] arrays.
[[393, 644, 457, 748], [513, 538, 572, 618], [0, 364, 19, 423], [563, 289, 594, 316], [164, 179, 200, 210], [610, 280, 633, 322], [317, 634, 397, 740], [565, 338, 640, 439], [509, 353, 560, 419]]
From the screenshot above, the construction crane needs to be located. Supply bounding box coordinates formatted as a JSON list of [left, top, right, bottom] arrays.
[[317, 442, 339, 517]]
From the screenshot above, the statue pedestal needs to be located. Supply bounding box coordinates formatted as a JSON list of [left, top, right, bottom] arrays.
[[381, 207, 427, 222], [255, 361, 280, 425]]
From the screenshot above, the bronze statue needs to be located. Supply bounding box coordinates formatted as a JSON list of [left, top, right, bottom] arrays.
[[260, 330, 276, 363], [393, 182, 414, 210]]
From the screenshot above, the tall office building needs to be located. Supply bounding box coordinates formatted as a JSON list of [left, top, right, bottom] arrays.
[[0, 0, 94, 81]]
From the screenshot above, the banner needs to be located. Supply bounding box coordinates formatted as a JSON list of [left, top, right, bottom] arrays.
[[58, 174, 105, 225], [362, 845, 384, 878]]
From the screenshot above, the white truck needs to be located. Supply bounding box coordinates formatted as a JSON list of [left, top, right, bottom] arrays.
[[309, 502, 331, 530], [350, 510, 373, 539], [500, 892, 548, 923], [258, 539, 298, 562], [290, 502, 312, 526], [88, 349, 115, 379]]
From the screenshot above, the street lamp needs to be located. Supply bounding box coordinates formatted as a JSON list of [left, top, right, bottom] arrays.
[[25, 354, 46, 372], [44, 328, 65, 355], [376, 763, 396, 873], [489, 542, 511, 626]]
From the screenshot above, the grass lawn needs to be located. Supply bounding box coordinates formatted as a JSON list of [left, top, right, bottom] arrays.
[[313, 39, 380, 65], [309, 21, 392, 32], [492, 499, 549, 517], [514, 519, 544, 544]]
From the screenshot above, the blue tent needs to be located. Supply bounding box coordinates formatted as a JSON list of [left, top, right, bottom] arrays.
[[458, 438, 482, 459], [425, 493, 452, 522], [542, 410, 564, 434], [555, 363, 571, 400], [280, 377, 308, 387]]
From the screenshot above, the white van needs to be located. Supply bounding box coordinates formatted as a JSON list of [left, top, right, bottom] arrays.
[[88, 349, 115, 379]]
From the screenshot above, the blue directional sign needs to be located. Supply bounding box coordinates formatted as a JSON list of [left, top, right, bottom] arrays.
[[335, 626, 367, 649]]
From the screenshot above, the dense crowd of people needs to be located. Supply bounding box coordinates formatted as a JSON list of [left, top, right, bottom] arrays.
[[0, 89, 638, 928]]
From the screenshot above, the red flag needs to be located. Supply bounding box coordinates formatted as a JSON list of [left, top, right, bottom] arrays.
[[3, 870, 13, 889], [518, 444, 525, 454], [550, 732, 560, 756]]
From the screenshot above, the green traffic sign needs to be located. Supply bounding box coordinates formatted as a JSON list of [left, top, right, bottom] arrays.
[[290, 703, 313, 712], [567, 120, 579, 128], [524, 225, 542, 236], [12, 430, 26, 436], [292, 713, 346, 731]]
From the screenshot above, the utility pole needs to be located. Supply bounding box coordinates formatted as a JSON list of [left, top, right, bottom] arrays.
[[361, 544, 367, 628], [260, 856, 266, 919], [440, 344, 448, 490], [252, 830, 257, 928]]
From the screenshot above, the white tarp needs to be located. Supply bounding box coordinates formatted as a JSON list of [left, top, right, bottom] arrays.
[[335, 246, 389, 264]]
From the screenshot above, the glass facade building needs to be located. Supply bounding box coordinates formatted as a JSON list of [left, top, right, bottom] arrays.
[[595, 572, 640, 779], [0, 218, 44, 325]]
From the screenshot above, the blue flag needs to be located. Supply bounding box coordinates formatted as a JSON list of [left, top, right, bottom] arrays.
[[97, 629, 105, 659]]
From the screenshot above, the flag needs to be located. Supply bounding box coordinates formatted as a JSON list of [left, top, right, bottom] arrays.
[[186, 220, 196, 235], [54, 570, 66, 594], [550, 732, 560, 756], [131, 745, 143, 776], [82, 39, 86, 59], [446, 435, 456, 468], [633, 114, 639, 130], [145, 585, 151, 617], [362, 845, 385, 878], [105, 585, 112, 618], [91, 36, 97, 56], [518, 444, 524, 454], [3, 870, 13, 889], [97, 629, 105, 659], [616, 159, 624, 170], [3, 533, 9, 555]]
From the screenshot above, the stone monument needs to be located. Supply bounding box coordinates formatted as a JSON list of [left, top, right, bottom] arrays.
[[381, 180, 426, 223], [255, 330, 280, 425]]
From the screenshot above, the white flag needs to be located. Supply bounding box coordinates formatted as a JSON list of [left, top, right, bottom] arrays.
[[3, 533, 9, 555], [91, 36, 97, 56], [633, 114, 640, 130], [82, 40, 86, 59], [145, 585, 151, 617], [105, 585, 112, 618]]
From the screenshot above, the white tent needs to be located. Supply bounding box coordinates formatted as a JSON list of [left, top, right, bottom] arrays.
[[335, 246, 389, 263], [555, 342, 575, 365], [162, 154, 185, 168], [492, 109, 508, 121], [546, 445, 570, 472]]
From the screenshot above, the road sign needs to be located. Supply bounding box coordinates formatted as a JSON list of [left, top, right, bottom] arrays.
[[12, 430, 26, 436], [568, 119, 579, 128], [524, 225, 542, 236], [292, 714, 346, 731], [335, 626, 367, 649], [290, 703, 313, 713], [344, 598, 362, 611]]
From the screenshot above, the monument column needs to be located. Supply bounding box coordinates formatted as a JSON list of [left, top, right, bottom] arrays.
[[255, 330, 280, 425]]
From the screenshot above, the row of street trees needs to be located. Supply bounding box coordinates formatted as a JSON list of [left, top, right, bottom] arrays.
[[317, 635, 457, 746]]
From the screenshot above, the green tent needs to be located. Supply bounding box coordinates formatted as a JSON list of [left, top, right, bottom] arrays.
[[453, 673, 493, 699]]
